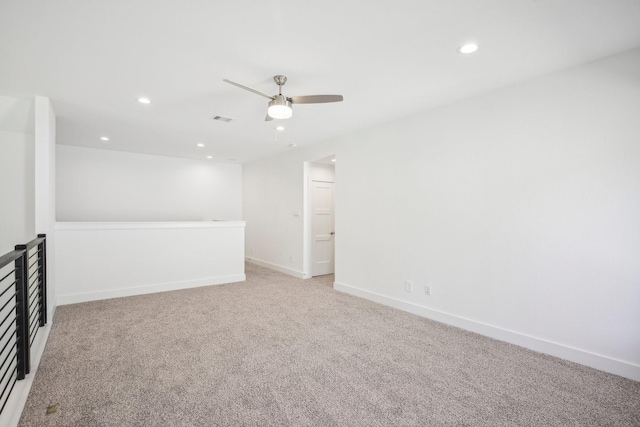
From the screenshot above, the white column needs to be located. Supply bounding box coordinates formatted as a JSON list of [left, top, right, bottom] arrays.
[[34, 96, 56, 320]]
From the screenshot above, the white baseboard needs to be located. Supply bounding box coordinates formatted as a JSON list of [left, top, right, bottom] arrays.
[[1, 322, 52, 427], [57, 274, 246, 305], [334, 281, 640, 382], [48, 297, 57, 324], [245, 257, 306, 279]]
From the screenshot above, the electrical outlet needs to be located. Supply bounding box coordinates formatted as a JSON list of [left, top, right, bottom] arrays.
[[424, 285, 431, 296], [405, 281, 413, 292]]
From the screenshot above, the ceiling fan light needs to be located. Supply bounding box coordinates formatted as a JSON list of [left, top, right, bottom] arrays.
[[268, 96, 293, 119]]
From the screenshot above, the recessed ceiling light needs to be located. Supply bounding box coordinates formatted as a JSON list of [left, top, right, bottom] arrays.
[[206, 155, 213, 159], [458, 43, 479, 54], [276, 125, 285, 131], [137, 97, 151, 104], [100, 136, 109, 141], [197, 143, 205, 147]]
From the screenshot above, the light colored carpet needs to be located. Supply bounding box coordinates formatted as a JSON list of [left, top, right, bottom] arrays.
[[19, 263, 640, 426]]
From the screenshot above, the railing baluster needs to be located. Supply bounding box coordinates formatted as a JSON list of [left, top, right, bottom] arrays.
[[13, 245, 29, 379], [38, 234, 47, 326]]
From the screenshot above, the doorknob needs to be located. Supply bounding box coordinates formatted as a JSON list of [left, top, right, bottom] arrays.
[[330, 232, 335, 235]]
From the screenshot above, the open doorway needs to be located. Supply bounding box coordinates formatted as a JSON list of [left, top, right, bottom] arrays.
[[303, 156, 335, 278]]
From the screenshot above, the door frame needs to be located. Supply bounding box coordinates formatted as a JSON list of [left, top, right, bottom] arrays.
[[302, 161, 312, 279], [302, 158, 336, 279]]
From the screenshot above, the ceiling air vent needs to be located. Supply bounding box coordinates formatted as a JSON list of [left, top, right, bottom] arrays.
[[212, 115, 233, 122]]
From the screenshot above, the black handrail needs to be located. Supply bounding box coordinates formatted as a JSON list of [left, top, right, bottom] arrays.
[[0, 234, 47, 415], [0, 251, 23, 271]]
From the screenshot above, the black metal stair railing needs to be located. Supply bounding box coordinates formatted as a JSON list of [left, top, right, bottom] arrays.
[[0, 234, 47, 415]]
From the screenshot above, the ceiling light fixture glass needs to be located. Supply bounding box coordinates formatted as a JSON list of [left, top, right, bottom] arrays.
[[197, 143, 205, 147], [100, 136, 109, 141], [137, 97, 151, 104], [206, 155, 213, 159], [268, 95, 292, 119], [458, 43, 479, 54]]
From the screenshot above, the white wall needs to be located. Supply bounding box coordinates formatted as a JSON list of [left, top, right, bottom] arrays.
[[0, 130, 35, 253], [56, 145, 242, 221], [243, 49, 640, 380], [310, 162, 335, 182], [244, 147, 340, 276], [55, 222, 245, 304], [0, 96, 35, 254]]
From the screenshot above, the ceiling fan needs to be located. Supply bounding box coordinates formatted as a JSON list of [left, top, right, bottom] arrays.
[[223, 75, 343, 121]]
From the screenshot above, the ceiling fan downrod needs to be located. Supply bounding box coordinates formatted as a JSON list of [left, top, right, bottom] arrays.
[[274, 75, 287, 95]]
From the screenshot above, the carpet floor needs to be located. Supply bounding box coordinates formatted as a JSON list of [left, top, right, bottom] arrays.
[[18, 263, 640, 426]]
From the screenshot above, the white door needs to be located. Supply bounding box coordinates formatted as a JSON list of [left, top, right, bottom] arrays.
[[311, 180, 335, 276]]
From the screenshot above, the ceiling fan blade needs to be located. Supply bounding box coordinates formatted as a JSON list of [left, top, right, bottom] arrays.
[[265, 114, 273, 122], [223, 79, 275, 100], [289, 95, 343, 104]]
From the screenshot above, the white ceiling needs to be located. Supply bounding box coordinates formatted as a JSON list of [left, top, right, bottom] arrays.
[[1, 0, 639, 164]]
